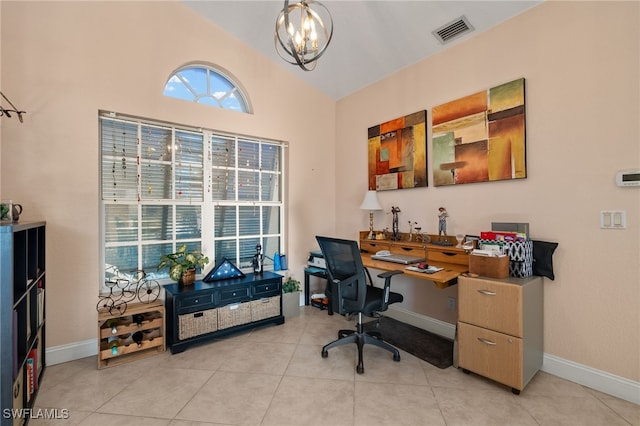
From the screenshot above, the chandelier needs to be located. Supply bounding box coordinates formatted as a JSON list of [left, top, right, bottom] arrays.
[[274, 0, 333, 71]]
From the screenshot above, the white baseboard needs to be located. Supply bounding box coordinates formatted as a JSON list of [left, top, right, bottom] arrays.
[[542, 353, 640, 405], [46, 338, 97, 366], [385, 306, 639, 405], [385, 306, 457, 340]]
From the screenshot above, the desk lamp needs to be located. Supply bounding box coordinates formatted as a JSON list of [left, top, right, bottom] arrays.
[[360, 190, 383, 239]]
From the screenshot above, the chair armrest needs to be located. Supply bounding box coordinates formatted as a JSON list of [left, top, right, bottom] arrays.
[[328, 274, 359, 314], [377, 270, 403, 309], [377, 270, 403, 280]]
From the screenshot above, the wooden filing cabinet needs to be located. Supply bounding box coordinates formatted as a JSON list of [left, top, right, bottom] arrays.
[[457, 275, 543, 394]]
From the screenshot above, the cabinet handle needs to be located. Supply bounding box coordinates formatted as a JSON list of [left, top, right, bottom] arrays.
[[478, 290, 496, 296], [477, 337, 497, 346]]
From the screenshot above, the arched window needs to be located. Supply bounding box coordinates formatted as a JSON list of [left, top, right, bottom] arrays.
[[163, 64, 251, 113]]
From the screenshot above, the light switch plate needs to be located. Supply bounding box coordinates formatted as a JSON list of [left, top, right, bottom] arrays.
[[600, 210, 626, 229]]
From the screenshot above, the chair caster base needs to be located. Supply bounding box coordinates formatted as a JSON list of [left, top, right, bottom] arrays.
[[321, 350, 328, 358], [393, 353, 400, 362], [357, 365, 364, 374]]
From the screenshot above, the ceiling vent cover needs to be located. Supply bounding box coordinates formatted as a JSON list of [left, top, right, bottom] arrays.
[[432, 16, 474, 44]]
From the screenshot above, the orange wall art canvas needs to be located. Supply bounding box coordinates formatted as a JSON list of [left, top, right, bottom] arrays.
[[367, 110, 427, 191], [432, 78, 526, 186]]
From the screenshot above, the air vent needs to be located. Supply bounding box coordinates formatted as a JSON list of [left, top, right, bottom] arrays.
[[432, 16, 474, 44]]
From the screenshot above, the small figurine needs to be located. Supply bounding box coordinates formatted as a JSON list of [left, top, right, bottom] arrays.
[[407, 221, 417, 241], [438, 207, 448, 240], [390, 206, 401, 241], [252, 244, 264, 274]]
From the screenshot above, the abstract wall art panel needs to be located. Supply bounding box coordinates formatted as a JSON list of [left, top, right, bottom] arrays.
[[367, 110, 427, 191], [432, 78, 526, 186]]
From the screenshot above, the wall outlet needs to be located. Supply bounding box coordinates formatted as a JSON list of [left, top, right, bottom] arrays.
[[447, 296, 456, 310]]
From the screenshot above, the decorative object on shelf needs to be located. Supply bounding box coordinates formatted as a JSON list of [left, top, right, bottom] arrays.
[[432, 78, 526, 186], [413, 226, 429, 243], [274, 0, 333, 71], [97, 270, 161, 315], [368, 110, 427, 191], [456, 234, 465, 248], [462, 239, 475, 251], [0, 200, 22, 222], [0, 91, 26, 123], [431, 207, 453, 246], [360, 190, 383, 239], [390, 206, 402, 241], [407, 221, 418, 241], [157, 244, 209, 285], [252, 243, 264, 274], [438, 207, 448, 239], [203, 258, 245, 282]]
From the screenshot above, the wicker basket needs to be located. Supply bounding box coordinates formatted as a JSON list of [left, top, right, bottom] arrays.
[[179, 308, 218, 340], [251, 296, 281, 322], [217, 302, 252, 330]]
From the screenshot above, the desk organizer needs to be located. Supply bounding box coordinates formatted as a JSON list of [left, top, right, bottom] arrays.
[[469, 254, 509, 278], [480, 239, 533, 278]]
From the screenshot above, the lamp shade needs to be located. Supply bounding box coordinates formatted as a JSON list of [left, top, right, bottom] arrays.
[[360, 190, 382, 211]]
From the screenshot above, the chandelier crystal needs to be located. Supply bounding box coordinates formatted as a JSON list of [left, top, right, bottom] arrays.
[[274, 0, 333, 71]]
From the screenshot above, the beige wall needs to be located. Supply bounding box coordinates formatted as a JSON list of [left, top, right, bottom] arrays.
[[335, 1, 639, 382], [0, 1, 336, 349], [1, 0, 638, 386]]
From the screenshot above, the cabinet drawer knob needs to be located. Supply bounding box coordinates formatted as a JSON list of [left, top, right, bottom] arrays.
[[478, 290, 496, 296], [477, 337, 497, 346]]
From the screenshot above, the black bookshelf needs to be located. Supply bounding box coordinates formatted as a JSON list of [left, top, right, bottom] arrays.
[[0, 222, 46, 426]]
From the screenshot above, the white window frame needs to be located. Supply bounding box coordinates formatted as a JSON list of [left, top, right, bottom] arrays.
[[99, 112, 286, 290], [163, 64, 252, 114]]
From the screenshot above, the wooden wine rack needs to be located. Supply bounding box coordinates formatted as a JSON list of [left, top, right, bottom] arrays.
[[97, 300, 165, 369]]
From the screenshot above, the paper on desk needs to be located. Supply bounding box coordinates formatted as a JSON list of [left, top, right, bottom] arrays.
[[406, 266, 443, 274]]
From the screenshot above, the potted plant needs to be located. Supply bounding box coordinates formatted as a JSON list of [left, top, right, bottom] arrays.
[[282, 276, 301, 317], [157, 244, 209, 285]]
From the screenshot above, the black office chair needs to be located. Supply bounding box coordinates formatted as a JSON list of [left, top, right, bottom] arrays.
[[316, 236, 404, 374]]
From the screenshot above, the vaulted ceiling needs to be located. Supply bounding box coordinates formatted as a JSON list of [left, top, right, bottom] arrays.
[[183, 1, 542, 100]]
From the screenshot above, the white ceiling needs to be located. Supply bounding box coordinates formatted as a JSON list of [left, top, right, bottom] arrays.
[[183, 1, 542, 100]]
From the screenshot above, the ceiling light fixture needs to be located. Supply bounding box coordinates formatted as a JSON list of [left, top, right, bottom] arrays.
[[274, 0, 333, 72]]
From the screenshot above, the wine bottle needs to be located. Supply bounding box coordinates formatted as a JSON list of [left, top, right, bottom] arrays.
[[132, 331, 143, 347], [106, 318, 118, 334], [107, 336, 119, 355], [132, 314, 144, 327]]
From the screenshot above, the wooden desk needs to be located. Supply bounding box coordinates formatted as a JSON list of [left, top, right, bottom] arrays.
[[361, 253, 468, 289], [359, 231, 469, 289]]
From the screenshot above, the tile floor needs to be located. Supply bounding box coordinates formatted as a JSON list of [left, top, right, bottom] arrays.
[[32, 306, 638, 426]]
